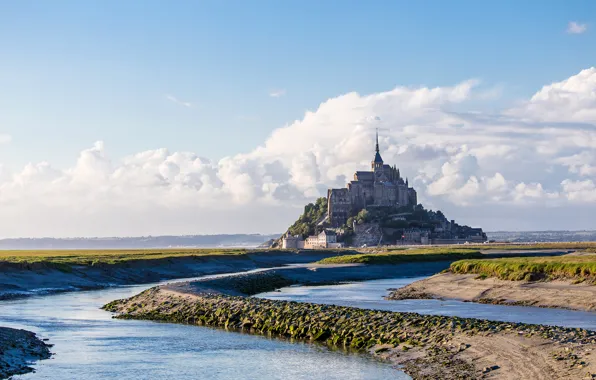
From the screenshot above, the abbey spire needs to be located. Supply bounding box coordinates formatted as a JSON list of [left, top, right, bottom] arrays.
[[327, 131, 418, 227], [372, 128, 383, 167], [375, 128, 379, 154]]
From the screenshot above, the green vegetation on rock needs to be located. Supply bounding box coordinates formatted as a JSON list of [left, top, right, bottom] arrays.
[[104, 287, 596, 354], [286, 197, 328, 238], [347, 204, 447, 231], [463, 242, 596, 251], [449, 255, 596, 282], [317, 248, 482, 265]]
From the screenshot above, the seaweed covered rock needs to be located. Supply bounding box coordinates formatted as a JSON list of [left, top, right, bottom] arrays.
[[105, 287, 596, 348], [104, 287, 596, 379]]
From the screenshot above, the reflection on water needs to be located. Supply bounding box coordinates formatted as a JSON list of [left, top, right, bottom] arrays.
[[259, 277, 596, 331], [1, 280, 406, 379]]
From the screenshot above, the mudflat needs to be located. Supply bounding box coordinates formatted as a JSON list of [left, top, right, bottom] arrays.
[[387, 272, 596, 311], [0, 327, 52, 379], [0, 250, 349, 299], [104, 265, 596, 380]]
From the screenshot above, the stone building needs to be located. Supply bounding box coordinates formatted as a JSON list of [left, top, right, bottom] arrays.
[[327, 132, 417, 227], [281, 234, 304, 249], [305, 230, 338, 249], [281, 230, 342, 249]]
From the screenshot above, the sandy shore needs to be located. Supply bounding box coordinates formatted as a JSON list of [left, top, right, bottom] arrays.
[[0, 327, 52, 379], [387, 272, 596, 311]]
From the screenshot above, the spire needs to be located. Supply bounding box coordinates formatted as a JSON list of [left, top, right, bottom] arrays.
[[375, 128, 379, 153], [372, 128, 383, 165], [406, 177, 409, 187]]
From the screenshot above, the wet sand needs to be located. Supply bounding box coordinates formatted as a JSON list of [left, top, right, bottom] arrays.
[[387, 272, 596, 311], [0, 327, 52, 379], [0, 250, 345, 300], [105, 268, 596, 380]]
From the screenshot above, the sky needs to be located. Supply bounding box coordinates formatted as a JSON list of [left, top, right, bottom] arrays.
[[0, 1, 595, 237]]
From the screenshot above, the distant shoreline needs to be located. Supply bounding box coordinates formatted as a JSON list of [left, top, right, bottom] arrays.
[[0, 234, 281, 250], [2, 230, 596, 250]]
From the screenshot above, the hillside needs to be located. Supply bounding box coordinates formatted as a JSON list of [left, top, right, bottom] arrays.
[[285, 197, 328, 238], [280, 197, 486, 246]]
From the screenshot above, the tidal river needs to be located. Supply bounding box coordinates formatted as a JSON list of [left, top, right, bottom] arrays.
[[1, 276, 406, 380], [4, 273, 596, 379], [259, 277, 596, 330]]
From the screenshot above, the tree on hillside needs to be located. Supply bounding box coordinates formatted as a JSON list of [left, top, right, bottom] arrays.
[[286, 197, 328, 238], [355, 209, 369, 225]]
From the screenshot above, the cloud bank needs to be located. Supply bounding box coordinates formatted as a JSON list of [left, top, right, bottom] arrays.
[[2, 68, 596, 237]]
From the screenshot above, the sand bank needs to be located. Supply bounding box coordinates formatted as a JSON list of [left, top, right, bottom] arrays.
[[0, 250, 349, 299], [387, 272, 596, 311]]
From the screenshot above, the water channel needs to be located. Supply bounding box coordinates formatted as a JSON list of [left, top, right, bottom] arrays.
[[1, 276, 406, 380], [3, 271, 596, 379], [259, 277, 596, 330]]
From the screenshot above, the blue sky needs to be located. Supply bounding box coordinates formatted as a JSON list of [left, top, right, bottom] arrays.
[[1, 1, 594, 169], [0, 1, 596, 237]]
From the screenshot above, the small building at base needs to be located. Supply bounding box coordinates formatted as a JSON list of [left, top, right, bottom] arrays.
[[281, 234, 305, 249], [282, 230, 343, 249]]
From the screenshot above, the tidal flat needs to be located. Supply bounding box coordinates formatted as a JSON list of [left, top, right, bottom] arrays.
[[4, 244, 596, 379], [0, 327, 52, 378], [388, 254, 596, 312], [103, 268, 596, 380]]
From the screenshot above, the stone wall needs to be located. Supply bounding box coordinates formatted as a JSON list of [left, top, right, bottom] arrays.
[[352, 222, 383, 247]]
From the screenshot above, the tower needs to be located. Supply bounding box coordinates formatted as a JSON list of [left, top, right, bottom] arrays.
[[371, 128, 383, 171]]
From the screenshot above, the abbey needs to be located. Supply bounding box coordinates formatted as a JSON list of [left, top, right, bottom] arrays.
[[327, 132, 417, 227]]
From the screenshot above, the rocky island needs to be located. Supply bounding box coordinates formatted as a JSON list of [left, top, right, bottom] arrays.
[[277, 133, 487, 249]]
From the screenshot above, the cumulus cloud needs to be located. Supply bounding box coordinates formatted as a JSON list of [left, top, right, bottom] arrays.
[[561, 179, 596, 202], [513, 67, 596, 122], [3, 68, 596, 236], [567, 21, 588, 34]]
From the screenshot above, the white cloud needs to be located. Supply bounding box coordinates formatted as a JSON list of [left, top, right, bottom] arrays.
[[567, 21, 588, 34], [507, 67, 596, 123], [165, 94, 194, 108], [269, 89, 286, 98], [4, 68, 596, 236], [561, 179, 596, 202], [556, 151, 596, 177]]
